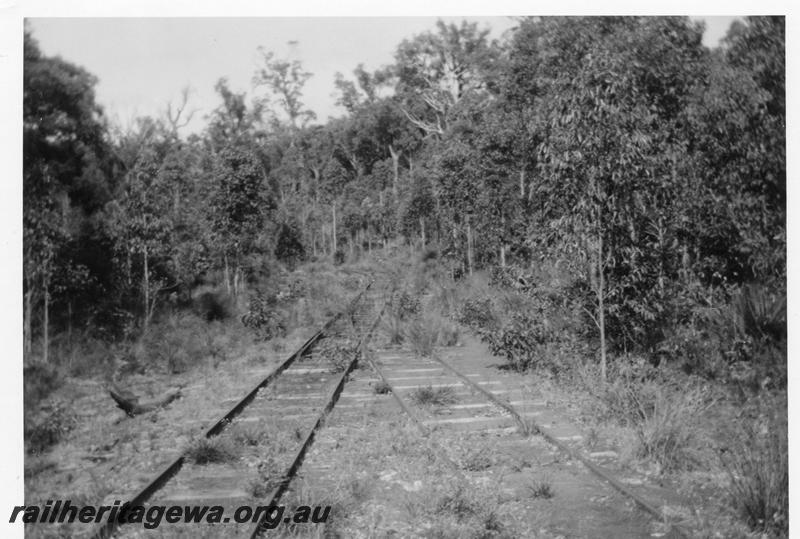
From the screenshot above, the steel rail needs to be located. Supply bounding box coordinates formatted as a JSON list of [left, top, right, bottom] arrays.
[[250, 290, 387, 538], [89, 283, 372, 539], [429, 352, 691, 539]]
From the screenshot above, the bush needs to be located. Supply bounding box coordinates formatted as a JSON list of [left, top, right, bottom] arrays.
[[23, 362, 63, 410], [721, 397, 787, 537], [382, 290, 422, 345], [658, 282, 786, 389], [139, 313, 208, 373], [456, 297, 498, 331], [242, 291, 287, 341], [193, 291, 232, 321], [274, 222, 305, 266], [333, 249, 346, 265], [405, 318, 439, 357], [25, 400, 77, 454], [481, 311, 559, 373], [373, 380, 391, 394]]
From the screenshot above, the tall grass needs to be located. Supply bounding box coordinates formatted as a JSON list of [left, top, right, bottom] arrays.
[[721, 399, 788, 537], [593, 366, 709, 473]]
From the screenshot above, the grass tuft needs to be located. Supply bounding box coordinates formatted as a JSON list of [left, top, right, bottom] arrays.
[[527, 478, 554, 499], [411, 385, 457, 407], [721, 401, 787, 537], [373, 380, 392, 394], [187, 437, 240, 465]]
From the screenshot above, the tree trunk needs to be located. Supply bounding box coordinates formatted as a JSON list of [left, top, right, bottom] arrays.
[[24, 287, 32, 357], [332, 204, 338, 253], [420, 217, 426, 246], [312, 230, 318, 257], [466, 219, 474, 276], [597, 231, 607, 382], [143, 246, 150, 330], [43, 274, 49, 363], [500, 244, 507, 267], [519, 168, 526, 199], [67, 301, 73, 341], [126, 246, 132, 286], [389, 144, 401, 197], [223, 253, 231, 296]]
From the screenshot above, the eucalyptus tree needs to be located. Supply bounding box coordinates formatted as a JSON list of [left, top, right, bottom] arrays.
[[23, 28, 113, 358], [528, 17, 707, 377], [393, 20, 499, 138]]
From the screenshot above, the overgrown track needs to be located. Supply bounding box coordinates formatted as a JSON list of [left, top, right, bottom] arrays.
[[365, 346, 691, 538], [248, 290, 388, 538], [91, 282, 382, 539]]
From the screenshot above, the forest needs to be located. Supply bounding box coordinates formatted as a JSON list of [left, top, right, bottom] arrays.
[[23, 16, 787, 536], [24, 15, 785, 373]]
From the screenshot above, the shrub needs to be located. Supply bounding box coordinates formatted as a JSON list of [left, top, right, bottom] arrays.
[[382, 290, 422, 345], [481, 311, 552, 372], [140, 313, 208, 373], [193, 291, 232, 321], [382, 313, 406, 345], [721, 398, 787, 537], [333, 249, 346, 265], [437, 321, 460, 347], [405, 318, 439, 357], [274, 222, 305, 266], [242, 291, 287, 341], [373, 381, 391, 394], [25, 400, 77, 454], [23, 362, 62, 410], [456, 297, 498, 331]]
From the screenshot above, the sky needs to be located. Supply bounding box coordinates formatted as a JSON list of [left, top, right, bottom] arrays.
[[26, 16, 739, 135]]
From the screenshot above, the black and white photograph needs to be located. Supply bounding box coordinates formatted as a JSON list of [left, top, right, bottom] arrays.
[[9, 5, 789, 538]]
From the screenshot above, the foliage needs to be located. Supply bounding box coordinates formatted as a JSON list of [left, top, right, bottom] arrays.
[[315, 337, 356, 372], [274, 221, 306, 266], [25, 400, 77, 454], [456, 297, 498, 331], [242, 291, 286, 341], [22, 16, 784, 405]]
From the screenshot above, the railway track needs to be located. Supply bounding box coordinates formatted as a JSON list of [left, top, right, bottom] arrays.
[[91, 280, 389, 538], [85, 278, 689, 538], [289, 332, 691, 537]]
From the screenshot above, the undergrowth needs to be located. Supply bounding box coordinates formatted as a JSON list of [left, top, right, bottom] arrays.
[[411, 385, 458, 407]]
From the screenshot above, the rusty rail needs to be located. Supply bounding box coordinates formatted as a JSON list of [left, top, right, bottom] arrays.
[[89, 283, 372, 539]]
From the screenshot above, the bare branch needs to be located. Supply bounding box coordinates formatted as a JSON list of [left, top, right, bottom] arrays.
[[165, 86, 198, 135], [400, 106, 444, 137]]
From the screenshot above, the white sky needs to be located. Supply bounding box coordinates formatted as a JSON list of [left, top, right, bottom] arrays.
[[26, 16, 738, 135]]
